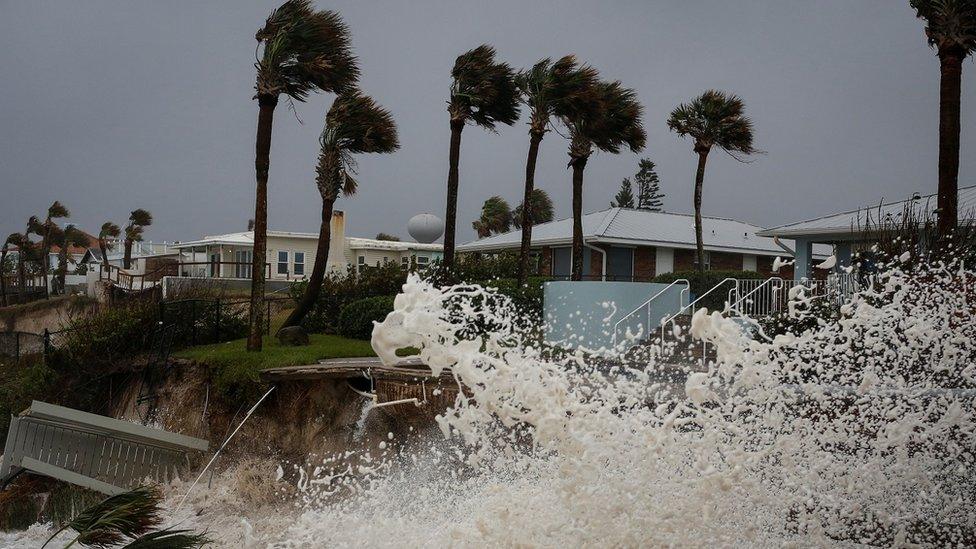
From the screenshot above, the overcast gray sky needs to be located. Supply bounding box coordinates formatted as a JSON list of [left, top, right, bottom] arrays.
[[2, 1, 974, 244]]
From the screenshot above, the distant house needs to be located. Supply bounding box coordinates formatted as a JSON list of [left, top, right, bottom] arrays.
[[457, 207, 830, 281], [758, 184, 976, 280], [172, 211, 442, 280]]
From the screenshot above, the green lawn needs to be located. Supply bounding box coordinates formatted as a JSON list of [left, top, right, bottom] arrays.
[[175, 333, 376, 371]]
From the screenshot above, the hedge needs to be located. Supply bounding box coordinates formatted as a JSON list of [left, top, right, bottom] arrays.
[[337, 296, 396, 340], [652, 270, 764, 313]]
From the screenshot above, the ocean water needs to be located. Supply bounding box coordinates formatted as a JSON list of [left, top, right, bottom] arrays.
[[6, 262, 975, 547]]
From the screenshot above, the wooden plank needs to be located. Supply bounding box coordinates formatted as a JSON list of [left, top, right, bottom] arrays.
[[18, 456, 126, 496], [260, 357, 451, 383]]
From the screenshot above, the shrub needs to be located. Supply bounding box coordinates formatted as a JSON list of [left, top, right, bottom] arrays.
[[424, 252, 522, 286], [338, 296, 396, 340], [292, 263, 406, 334], [653, 270, 764, 313], [477, 277, 547, 321]]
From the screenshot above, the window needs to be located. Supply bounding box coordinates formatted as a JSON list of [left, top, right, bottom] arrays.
[[552, 247, 571, 278], [234, 250, 252, 278], [293, 252, 305, 276], [401, 256, 410, 268], [277, 251, 289, 275], [357, 256, 365, 265], [607, 246, 635, 281], [416, 255, 430, 267]]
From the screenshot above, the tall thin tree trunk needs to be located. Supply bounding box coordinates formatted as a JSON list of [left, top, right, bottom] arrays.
[[123, 240, 132, 270], [693, 149, 709, 273], [517, 131, 544, 287], [936, 47, 963, 238], [0, 251, 7, 307], [282, 194, 334, 330], [570, 156, 588, 281], [248, 94, 278, 351], [17, 253, 26, 302], [443, 119, 464, 269], [100, 241, 110, 271]]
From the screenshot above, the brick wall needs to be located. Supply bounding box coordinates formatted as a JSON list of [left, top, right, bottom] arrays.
[[634, 246, 655, 280], [709, 251, 741, 270], [588, 247, 603, 279], [674, 249, 696, 272]]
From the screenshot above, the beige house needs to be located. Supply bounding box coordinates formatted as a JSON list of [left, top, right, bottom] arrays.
[[172, 211, 442, 280]]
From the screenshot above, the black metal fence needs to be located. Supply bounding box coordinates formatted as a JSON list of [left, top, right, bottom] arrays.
[[0, 331, 45, 361]]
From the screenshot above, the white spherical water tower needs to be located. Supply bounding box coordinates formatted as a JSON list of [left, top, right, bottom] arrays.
[[408, 213, 444, 243]]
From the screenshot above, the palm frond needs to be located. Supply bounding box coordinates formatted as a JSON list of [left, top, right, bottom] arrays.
[[315, 92, 398, 198], [47, 201, 70, 220], [128, 209, 153, 227], [121, 527, 210, 548], [667, 89, 757, 156], [517, 55, 600, 134], [513, 188, 554, 228], [450, 44, 521, 130], [99, 222, 121, 239], [256, 0, 359, 100], [911, 0, 976, 54], [473, 195, 512, 237], [43, 486, 162, 548]]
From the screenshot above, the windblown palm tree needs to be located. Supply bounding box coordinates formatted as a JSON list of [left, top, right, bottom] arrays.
[[0, 234, 14, 307], [28, 201, 69, 297], [472, 196, 513, 237], [514, 56, 599, 285], [53, 225, 90, 294], [123, 209, 152, 269], [911, 0, 976, 237], [7, 233, 30, 302], [98, 221, 121, 272], [513, 188, 555, 229], [668, 90, 757, 273], [249, 0, 359, 351], [443, 45, 520, 268], [561, 80, 646, 280], [282, 93, 399, 329]]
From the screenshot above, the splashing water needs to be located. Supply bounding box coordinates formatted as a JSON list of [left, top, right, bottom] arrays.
[[8, 263, 974, 547]]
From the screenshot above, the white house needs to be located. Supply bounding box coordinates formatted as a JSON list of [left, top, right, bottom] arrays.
[[171, 211, 442, 280]]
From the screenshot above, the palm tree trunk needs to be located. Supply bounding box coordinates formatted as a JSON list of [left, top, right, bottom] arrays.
[[693, 149, 709, 273], [17, 253, 26, 302], [936, 46, 963, 238], [570, 155, 588, 281], [443, 119, 464, 269], [1, 251, 7, 307], [281, 194, 334, 330], [248, 94, 278, 352], [517, 131, 544, 287], [123, 240, 133, 270], [99, 241, 110, 271]]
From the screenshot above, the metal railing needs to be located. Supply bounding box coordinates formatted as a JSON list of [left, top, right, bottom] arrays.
[[611, 279, 689, 346], [99, 261, 273, 292], [728, 277, 785, 318]]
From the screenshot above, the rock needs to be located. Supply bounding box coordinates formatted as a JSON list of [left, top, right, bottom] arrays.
[[277, 325, 309, 346]]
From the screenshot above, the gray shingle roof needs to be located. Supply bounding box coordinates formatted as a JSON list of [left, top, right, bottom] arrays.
[[757, 184, 976, 238], [457, 208, 830, 257]]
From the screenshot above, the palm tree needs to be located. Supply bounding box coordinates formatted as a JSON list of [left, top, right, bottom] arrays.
[[7, 232, 30, 302], [911, 1, 976, 237], [443, 45, 520, 268], [282, 93, 399, 329], [28, 201, 69, 297], [513, 188, 555, 229], [561, 80, 646, 280], [98, 221, 121, 272], [0, 234, 14, 307], [123, 209, 152, 269], [53, 225, 90, 294], [668, 90, 757, 273], [514, 56, 599, 286], [249, 0, 359, 351], [472, 196, 513, 237]]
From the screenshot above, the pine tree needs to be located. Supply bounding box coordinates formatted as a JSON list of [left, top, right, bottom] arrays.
[[634, 158, 664, 211], [611, 178, 635, 208]]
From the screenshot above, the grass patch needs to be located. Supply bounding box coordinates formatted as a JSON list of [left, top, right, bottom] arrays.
[[174, 334, 377, 405]]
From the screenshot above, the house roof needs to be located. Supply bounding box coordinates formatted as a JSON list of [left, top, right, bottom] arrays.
[[175, 231, 442, 252], [757, 184, 976, 239], [457, 208, 830, 258], [47, 230, 100, 256], [346, 237, 442, 252]]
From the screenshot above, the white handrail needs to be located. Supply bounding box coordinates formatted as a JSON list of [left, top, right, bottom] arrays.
[[728, 277, 783, 317], [658, 277, 739, 364], [611, 279, 689, 346]]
